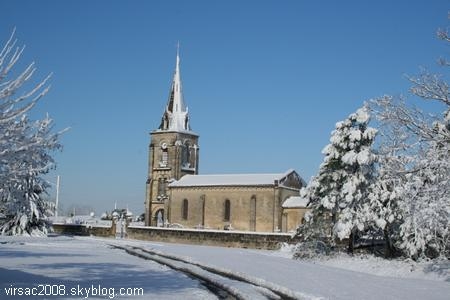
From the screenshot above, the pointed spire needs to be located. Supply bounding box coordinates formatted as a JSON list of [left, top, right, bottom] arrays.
[[159, 44, 190, 131], [176, 41, 180, 64]]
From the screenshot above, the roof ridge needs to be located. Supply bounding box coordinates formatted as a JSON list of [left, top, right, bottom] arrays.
[[188, 172, 286, 177]]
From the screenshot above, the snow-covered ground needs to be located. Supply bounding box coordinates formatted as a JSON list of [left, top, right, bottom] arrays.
[[0, 236, 215, 299], [0, 235, 449, 299], [112, 238, 450, 300]]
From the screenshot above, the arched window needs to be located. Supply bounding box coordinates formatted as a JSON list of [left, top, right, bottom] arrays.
[[154, 209, 164, 227], [200, 195, 206, 226], [184, 115, 189, 130], [182, 142, 191, 168], [161, 148, 168, 167], [157, 178, 163, 196], [250, 195, 256, 231], [157, 178, 168, 199], [182, 199, 189, 220], [224, 199, 231, 222]]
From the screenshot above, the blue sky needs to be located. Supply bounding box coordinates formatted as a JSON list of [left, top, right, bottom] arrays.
[[1, 1, 448, 216]]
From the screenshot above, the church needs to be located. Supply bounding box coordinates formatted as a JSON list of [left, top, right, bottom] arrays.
[[144, 50, 308, 233]]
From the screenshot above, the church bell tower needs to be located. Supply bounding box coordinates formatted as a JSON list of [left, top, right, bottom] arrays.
[[145, 48, 199, 226]]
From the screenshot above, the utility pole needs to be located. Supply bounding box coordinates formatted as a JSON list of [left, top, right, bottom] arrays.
[[55, 175, 60, 217]]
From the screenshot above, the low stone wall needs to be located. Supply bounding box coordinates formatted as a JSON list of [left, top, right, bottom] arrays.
[[127, 226, 300, 250], [51, 223, 115, 237], [51, 223, 300, 250]]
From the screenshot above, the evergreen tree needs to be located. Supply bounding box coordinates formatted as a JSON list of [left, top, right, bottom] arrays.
[[300, 105, 377, 253]]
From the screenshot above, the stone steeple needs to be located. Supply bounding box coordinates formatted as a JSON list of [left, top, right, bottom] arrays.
[[159, 46, 190, 131], [145, 46, 199, 226]]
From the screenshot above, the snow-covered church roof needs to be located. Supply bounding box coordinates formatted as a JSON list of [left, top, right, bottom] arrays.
[[282, 196, 309, 208], [169, 169, 300, 188]]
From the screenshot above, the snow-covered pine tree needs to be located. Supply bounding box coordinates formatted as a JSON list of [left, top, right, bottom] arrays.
[[299, 105, 377, 253], [0, 30, 63, 236]]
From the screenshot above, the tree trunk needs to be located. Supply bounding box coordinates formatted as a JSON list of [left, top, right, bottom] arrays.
[[348, 231, 354, 254], [383, 226, 393, 258]]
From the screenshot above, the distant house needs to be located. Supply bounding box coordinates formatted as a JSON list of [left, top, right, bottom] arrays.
[[145, 51, 308, 233]]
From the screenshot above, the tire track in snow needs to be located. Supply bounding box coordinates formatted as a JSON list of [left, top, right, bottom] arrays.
[[109, 243, 303, 300]]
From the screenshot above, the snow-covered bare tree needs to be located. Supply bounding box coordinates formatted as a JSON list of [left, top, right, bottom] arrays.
[[371, 99, 449, 258], [399, 143, 449, 258], [0, 29, 63, 236], [369, 24, 450, 259], [298, 105, 377, 253]]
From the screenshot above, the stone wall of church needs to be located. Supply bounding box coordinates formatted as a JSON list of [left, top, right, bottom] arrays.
[[282, 207, 309, 233], [168, 185, 300, 232], [276, 187, 303, 231]]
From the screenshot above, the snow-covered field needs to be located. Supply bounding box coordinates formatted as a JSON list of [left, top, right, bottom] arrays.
[[0, 235, 449, 299]]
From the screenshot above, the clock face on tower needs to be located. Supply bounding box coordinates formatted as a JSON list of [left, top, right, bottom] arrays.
[[161, 142, 168, 150]]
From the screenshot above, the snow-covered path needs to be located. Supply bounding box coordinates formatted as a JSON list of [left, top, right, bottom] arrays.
[[112, 238, 450, 300], [0, 236, 449, 300], [112, 244, 287, 299]]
